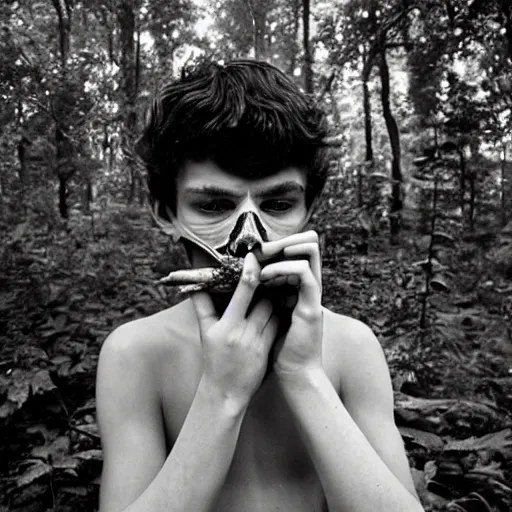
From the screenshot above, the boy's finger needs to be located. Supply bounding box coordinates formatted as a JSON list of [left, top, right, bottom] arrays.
[[261, 313, 280, 352], [256, 230, 319, 262], [246, 298, 274, 333], [260, 260, 320, 306], [282, 242, 322, 287], [190, 291, 219, 331], [223, 252, 261, 323]]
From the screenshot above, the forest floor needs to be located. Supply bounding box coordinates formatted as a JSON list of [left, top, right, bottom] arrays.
[[0, 202, 511, 512]]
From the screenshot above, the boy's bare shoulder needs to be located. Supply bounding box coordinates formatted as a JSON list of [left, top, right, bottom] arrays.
[[323, 307, 377, 347], [322, 307, 385, 377], [99, 299, 198, 369]]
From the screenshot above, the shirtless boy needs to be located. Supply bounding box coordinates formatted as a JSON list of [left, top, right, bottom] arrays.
[[96, 60, 424, 512]]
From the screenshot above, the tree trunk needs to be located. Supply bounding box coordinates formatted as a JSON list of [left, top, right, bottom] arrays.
[[360, 2, 378, 210], [16, 100, 28, 191], [104, 122, 115, 175], [55, 126, 74, 220], [128, 171, 136, 203], [456, 147, 466, 219], [135, 28, 141, 95], [51, 0, 71, 69], [102, 7, 115, 63], [85, 177, 93, 213], [420, 178, 439, 330], [501, 0, 512, 58], [468, 172, 476, 231], [378, 48, 402, 244], [362, 53, 374, 164], [288, 0, 300, 74], [363, 5, 377, 166], [17, 137, 30, 188], [247, 0, 266, 59], [51, 0, 73, 219], [109, 140, 115, 175], [139, 176, 145, 206], [360, 46, 373, 209], [55, 132, 71, 220], [254, 11, 266, 59], [58, 172, 68, 219], [501, 142, 507, 227], [0, 171, 5, 212], [357, 166, 364, 208], [329, 89, 341, 129], [102, 124, 110, 162], [302, 0, 313, 93], [118, 1, 138, 203], [363, 82, 373, 163], [81, 4, 88, 30]]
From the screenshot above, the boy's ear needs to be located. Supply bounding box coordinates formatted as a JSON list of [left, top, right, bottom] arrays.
[[149, 200, 181, 242]]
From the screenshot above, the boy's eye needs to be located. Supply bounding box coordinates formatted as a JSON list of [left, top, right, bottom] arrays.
[[261, 200, 294, 213], [195, 199, 235, 213]]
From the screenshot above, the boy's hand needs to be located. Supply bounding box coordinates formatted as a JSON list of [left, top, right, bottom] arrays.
[[257, 230, 324, 379], [191, 252, 279, 409]]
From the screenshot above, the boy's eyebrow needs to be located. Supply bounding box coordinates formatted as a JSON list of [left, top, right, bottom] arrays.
[[184, 186, 245, 198], [255, 182, 305, 197], [184, 182, 305, 198]]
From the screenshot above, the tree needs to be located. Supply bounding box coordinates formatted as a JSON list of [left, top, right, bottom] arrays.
[[117, 0, 141, 204], [407, 0, 512, 229], [142, 0, 197, 80], [50, 0, 75, 219], [302, 0, 313, 93], [211, 0, 303, 74], [323, 0, 414, 242], [378, 45, 402, 241], [0, 1, 99, 220], [212, 0, 263, 59], [286, 0, 301, 74], [247, 0, 268, 59]]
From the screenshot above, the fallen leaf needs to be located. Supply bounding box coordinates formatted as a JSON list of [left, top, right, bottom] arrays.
[[444, 429, 512, 454], [74, 449, 102, 462], [399, 426, 445, 451], [7, 369, 30, 409], [15, 460, 52, 488], [30, 369, 56, 395]]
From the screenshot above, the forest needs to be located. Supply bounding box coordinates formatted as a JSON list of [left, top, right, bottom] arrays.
[[0, 0, 511, 511]]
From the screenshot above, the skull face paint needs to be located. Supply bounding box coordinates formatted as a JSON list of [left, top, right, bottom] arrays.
[[172, 161, 313, 263], [226, 211, 268, 257]]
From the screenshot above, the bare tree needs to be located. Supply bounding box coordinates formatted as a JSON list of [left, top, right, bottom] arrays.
[[302, 0, 313, 93]]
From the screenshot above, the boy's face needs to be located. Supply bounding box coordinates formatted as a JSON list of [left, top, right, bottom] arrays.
[[175, 160, 308, 266]]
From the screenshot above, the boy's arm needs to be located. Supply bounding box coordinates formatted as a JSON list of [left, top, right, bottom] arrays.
[[278, 318, 424, 512], [97, 253, 278, 512], [96, 323, 247, 512], [258, 232, 422, 512]]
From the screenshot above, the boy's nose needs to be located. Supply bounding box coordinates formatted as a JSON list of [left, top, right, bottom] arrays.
[[227, 212, 268, 258]]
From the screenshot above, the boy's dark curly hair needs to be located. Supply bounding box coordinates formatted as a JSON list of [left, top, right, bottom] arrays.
[[136, 60, 330, 217]]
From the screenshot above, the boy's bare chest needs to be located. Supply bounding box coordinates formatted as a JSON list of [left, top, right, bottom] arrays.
[[159, 363, 326, 511], [155, 302, 343, 510]]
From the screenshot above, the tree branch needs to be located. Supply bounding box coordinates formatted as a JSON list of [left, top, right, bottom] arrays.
[[443, 0, 456, 29], [358, 3, 415, 80], [316, 70, 336, 103], [50, 0, 71, 67], [50, 0, 64, 26], [63, 0, 73, 21]]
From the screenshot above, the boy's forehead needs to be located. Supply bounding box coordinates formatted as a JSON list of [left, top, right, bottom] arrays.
[[177, 160, 307, 194]]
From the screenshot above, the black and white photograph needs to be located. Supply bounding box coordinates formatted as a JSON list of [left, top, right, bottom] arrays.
[[0, 1, 511, 511]]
